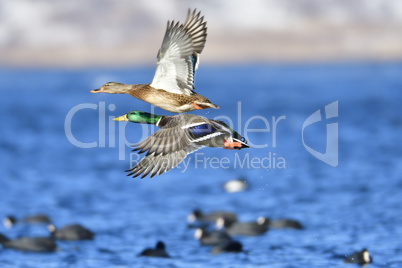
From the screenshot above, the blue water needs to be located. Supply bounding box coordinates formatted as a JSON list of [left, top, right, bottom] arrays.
[[0, 63, 401, 267]]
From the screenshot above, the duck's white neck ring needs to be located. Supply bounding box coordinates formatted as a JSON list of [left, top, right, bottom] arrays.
[[155, 117, 162, 127]]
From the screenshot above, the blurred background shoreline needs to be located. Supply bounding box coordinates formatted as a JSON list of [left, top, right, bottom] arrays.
[[1, 0, 402, 68]]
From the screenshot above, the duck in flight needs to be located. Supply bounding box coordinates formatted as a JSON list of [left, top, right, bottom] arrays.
[[91, 9, 218, 113], [113, 111, 249, 178]]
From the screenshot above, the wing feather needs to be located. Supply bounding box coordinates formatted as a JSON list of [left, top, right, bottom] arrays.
[[127, 114, 233, 178], [150, 9, 207, 95], [127, 144, 202, 178]]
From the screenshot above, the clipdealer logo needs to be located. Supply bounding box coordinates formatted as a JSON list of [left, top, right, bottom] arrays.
[[64, 101, 339, 171], [302, 101, 339, 167]]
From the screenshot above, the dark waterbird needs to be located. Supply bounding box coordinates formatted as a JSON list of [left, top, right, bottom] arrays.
[[3, 214, 51, 228], [344, 248, 372, 265], [139, 241, 170, 258], [216, 216, 270, 236], [187, 209, 237, 228], [269, 218, 303, 230], [210, 240, 243, 254], [0, 233, 56, 252], [48, 224, 94, 240], [194, 228, 232, 246]]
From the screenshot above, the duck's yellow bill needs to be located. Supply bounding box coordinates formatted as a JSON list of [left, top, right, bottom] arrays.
[[113, 115, 129, 121]]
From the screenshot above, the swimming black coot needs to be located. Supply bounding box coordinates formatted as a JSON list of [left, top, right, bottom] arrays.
[[216, 216, 270, 236], [48, 224, 94, 240], [0, 233, 56, 252], [139, 241, 170, 258], [194, 228, 232, 246]]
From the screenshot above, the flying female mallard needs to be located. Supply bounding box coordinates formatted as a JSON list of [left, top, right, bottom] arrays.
[[91, 9, 218, 113], [114, 111, 249, 178]]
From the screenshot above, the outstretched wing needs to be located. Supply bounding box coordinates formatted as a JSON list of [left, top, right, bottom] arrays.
[[150, 9, 207, 95], [127, 117, 203, 178], [126, 143, 201, 179]]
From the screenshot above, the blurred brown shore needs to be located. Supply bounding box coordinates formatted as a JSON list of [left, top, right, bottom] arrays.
[[3, 29, 402, 68], [2, 0, 402, 67]]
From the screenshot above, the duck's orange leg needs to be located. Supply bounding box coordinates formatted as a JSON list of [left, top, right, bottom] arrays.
[[223, 141, 242, 149], [192, 103, 204, 110]]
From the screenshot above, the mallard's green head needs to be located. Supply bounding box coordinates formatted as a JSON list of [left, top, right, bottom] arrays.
[[113, 111, 161, 125]]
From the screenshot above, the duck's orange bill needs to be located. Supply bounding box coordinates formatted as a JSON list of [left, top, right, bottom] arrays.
[[90, 88, 101, 93], [192, 103, 204, 110], [223, 141, 242, 149]]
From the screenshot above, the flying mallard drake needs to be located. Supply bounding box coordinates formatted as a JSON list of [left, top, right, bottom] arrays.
[[113, 111, 249, 178], [91, 9, 218, 113]]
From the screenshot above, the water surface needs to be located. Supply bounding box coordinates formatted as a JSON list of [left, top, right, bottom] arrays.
[[0, 63, 401, 267]]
